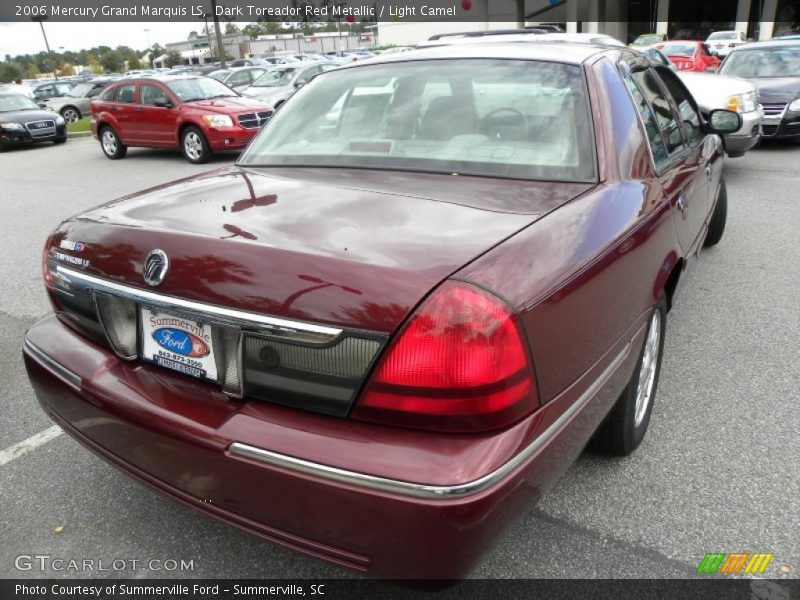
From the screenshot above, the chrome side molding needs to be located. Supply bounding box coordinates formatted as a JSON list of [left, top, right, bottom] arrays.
[[229, 343, 630, 500]]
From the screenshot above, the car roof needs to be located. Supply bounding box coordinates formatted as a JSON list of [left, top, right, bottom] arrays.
[[375, 41, 607, 64], [728, 38, 800, 51]]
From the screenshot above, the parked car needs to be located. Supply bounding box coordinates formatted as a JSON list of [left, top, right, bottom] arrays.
[[0, 93, 66, 150], [706, 30, 749, 58], [26, 42, 741, 579], [31, 81, 76, 101], [0, 82, 34, 98], [89, 75, 273, 163], [718, 39, 800, 139], [641, 47, 762, 157], [262, 55, 301, 65], [41, 79, 115, 123], [209, 66, 269, 92], [630, 32, 667, 47], [537, 32, 626, 46], [656, 41, 721, 71], [240, 62, 338, 108], [230, 58, 268, 67]]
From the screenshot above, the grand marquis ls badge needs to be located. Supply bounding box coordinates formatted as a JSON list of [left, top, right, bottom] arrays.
[[143, 249, 169, 287]]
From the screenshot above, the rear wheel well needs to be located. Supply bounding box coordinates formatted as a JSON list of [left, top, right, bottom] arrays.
[[663, 258, 684, 312]]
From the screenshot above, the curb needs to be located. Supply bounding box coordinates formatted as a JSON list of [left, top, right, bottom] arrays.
[[67, 131, 93, 139]]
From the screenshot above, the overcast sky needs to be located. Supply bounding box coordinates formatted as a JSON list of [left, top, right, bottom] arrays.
[[0, 22, 222, 58]]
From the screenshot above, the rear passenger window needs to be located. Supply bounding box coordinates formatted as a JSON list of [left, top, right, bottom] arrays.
[[227, 71, 250, 88], [654, 66, 704, 147], [622, 70, 669, 169], [630, 69, 684, 154], [115, 84, 136, 104]]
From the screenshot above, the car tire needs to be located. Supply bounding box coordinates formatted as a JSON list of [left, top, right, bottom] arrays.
[[591, 293, 667, 456], [53, 138, 66, 145], [60, 107, 81, 123], [99, 126, 127, 160], [181, 126, 212, 164], [704, 177, 727, 247]]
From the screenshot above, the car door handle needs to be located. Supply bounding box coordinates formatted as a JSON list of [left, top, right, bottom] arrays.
[[705, 164, 712, 177], [677, 194, 690, 218]]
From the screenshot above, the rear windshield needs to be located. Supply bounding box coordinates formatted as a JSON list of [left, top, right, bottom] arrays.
[[719, 47, 800, 77], [660, 43, 697, 57], [708, 32, 738, 40], [239, 59, 596, 182]]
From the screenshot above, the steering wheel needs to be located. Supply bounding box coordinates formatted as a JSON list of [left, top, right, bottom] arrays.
[[479, 107, 529, 141]]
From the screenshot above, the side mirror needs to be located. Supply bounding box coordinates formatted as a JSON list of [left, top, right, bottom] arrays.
[[153, 98, 173, 108], [294, 80, 305, 89], [708, 109, 742, 134]]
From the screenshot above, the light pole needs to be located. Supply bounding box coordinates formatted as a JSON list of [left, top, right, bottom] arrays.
[[200, 13, 214, 64], [209, 0, 227, 69], [32, 16, 58, 80]]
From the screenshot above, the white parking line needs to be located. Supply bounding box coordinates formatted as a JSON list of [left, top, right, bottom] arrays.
[[0, 425, 63, 466]]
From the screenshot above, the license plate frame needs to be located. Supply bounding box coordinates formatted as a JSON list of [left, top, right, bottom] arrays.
[[140, 306, 218, 382]]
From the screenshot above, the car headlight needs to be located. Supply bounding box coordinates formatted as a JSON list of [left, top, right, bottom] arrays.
[[0, 122, 25, 132], [726, 92, 757, 113], [201, 114, 233, 128], [789, 98, 800, 112], [55, 115, 65, 126]]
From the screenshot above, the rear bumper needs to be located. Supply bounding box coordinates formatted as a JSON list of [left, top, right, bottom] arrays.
[[23, 312, 640, 578]]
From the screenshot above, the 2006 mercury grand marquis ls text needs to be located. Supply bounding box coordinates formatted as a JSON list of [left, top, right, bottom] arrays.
[[23, 42, 741, 578]]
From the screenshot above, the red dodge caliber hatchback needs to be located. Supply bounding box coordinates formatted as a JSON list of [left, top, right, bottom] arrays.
[[90, 75, 273, 163], [657, 41, 721, 72], [26, 44, 741, 578]]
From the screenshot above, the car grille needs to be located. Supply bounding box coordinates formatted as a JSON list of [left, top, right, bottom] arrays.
[[25, 119, 56, 139], [761, 103, 786, 117], [761, 124, 779, 137], [237, 111, 273, 129]]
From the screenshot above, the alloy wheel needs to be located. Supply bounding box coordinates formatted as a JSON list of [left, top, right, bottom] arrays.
[[634, 311, 661, 427]]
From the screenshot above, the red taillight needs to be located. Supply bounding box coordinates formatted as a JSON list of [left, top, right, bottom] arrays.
[[352, 280, 538, 432], [42, 236, 55, 291]]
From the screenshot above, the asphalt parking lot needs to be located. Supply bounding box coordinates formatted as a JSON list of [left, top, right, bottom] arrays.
[[0, 137, 798, 580]]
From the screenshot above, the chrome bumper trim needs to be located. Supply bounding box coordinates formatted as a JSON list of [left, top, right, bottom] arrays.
[[56, 266, 343, 344], [23, 338, 82, 391], [230, 343, 630, 500]]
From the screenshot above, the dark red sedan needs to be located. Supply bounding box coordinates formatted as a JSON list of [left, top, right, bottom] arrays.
[[25, 43, 741, 578], [90, 75, 273, 163], [656, 41, 722, 71]]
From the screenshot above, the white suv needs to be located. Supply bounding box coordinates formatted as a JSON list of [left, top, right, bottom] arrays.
[[706, 31, 749, 58]]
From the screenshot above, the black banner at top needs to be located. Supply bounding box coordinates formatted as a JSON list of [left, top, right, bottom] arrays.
[[5, 0, 799, 23]]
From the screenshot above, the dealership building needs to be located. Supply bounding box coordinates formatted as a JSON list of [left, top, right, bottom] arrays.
[[377, 0, 800, 46]]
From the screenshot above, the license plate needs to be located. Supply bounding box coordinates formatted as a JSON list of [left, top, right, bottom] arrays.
[[140, 307, 218, 381]]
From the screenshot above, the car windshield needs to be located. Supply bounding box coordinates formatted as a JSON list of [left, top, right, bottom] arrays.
[[239, 59, 596, 182], [0, 94, 39, 111], [708, 32, 738, 40], [165, 77, 239, 102], [661, 43, 697, 57], [209, 70, 231, 81], [719, 47, 800, 77], [252, 68, 298, 87], [635, 35, 663, 44], [67, 83, 92, 97]]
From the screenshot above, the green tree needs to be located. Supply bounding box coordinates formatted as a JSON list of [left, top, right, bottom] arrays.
[[163, 49, 184, 68], [126, 54, 141, 70], [99, 50, 123, 73], [188, 31, 199, 40], [85, 54, 103, 74], [225, 22, 240, 34], [242, 23, 262, 39], [0, 62, 23, 83], [26, 62, 40, 78]]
